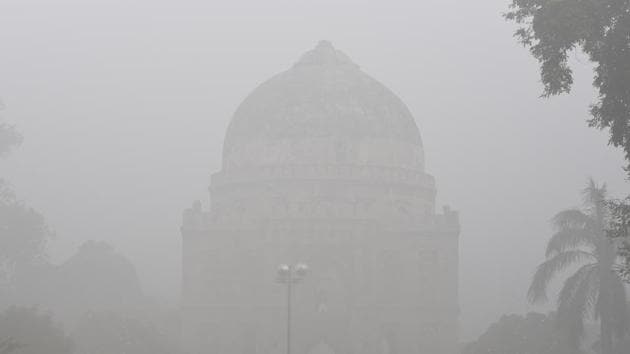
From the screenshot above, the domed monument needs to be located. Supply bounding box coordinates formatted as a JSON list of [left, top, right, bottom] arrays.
[[181, 41, 460, 354]]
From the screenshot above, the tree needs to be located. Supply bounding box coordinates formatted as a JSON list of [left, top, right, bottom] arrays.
[[0, 106, 50, 287], [528, 180, 628, 354], [0, 102, 22, 158], [0, 124, 21, 159], [463, 312, 581, 354], [505, 1, 630, 279], [605, 197, 630, 281], [506, 0, 630, 173], [0, 307, 74, 354], [0, 187, 50, 283]]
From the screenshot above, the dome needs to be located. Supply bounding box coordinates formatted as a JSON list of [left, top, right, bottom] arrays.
[[222, 41, 425, 171]]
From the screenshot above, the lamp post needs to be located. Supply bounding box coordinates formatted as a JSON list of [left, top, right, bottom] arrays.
[[276, 263, 309, 354]]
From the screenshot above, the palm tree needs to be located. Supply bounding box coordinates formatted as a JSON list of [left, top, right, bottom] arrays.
[[528, 180, 628, 354]]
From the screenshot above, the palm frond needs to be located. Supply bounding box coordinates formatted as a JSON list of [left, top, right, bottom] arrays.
[[551, 209, 591, 231], [528, 250, 597, 304], [582, 178, 607, 214], [557, 265, 599, 340], [546, 227, 597, 257], [557, 263, 598, 309], [534, 179, 625, 350]]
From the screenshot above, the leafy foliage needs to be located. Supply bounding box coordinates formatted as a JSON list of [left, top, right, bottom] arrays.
[[0, 123, 21, 158], [463, 312, 581, 354], [0, 103, 49, 283], [528, 180, 628, 353], [506, 0, 630, 173], [605, 197, 630, 281], [0, 101, 22, 159], [0, 181, 50, 282]]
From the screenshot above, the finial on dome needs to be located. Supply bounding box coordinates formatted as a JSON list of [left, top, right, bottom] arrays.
[[316, 40, 334, 49], [293, 40, 359, 69]]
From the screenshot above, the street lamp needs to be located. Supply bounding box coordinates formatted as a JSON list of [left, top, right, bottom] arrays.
[[276, 263, 309, 354]]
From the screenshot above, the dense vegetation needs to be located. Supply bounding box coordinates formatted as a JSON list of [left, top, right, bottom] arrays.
[[529, 181, 627, 353], [463, 312, 582, 354], [506, 0, 630, 286]]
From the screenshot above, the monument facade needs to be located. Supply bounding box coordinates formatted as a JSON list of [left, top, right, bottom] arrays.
[[181, 41, 460, 354]]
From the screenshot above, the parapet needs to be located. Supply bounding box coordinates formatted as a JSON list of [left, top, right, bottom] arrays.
[[435, 205, 460, 235], [181, 200, 206, 232]]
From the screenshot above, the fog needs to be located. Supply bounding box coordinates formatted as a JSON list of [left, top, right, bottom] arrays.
[[1, 0, 628, 353]]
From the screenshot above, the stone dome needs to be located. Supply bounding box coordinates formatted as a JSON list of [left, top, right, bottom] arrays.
[[222, 41, 425, 171]]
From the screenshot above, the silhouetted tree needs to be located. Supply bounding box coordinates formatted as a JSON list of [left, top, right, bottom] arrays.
[[463, 312, 581, 354], [0, 125, 21, 159], [0, 102, 22, 158], [0, 307, 73, 354], [605, 197, 630, 281], [528, 180, 628, 354], [506, 0, 630, 173], [0, 189, 50, 284], [72, 311, 174, 354], [0, 167, 50, 292], [0, 101, 50, 287], [505, 1, 630, 277]]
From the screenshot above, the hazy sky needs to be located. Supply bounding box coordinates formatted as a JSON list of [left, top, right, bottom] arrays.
[[1, 0, 627, 340]]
